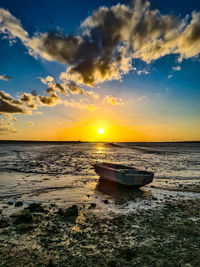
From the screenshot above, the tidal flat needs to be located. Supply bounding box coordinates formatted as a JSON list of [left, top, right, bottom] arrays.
[[0, 199, 200, 266], [0, 142, 200, 266]]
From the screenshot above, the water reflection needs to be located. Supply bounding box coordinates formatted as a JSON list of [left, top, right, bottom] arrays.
[[96, 143, 104, 154], [95, 178, 152, 205]]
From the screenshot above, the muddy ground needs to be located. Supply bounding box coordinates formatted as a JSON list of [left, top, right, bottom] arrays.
[[0, 197, 200, 267]]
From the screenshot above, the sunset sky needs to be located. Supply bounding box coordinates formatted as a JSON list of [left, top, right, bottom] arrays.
[[0, 0, 200, 141]]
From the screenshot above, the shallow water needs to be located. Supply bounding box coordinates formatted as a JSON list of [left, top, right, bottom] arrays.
[[0, 142, 200, 214]]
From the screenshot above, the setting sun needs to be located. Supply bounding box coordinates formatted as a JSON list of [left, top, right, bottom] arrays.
[[98, 128, 104, 134]]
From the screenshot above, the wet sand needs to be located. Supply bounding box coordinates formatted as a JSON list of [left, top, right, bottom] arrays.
[[0, 142, 200, 266]]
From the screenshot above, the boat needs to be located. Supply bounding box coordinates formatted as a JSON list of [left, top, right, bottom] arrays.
[[93, 162, 154, 187]]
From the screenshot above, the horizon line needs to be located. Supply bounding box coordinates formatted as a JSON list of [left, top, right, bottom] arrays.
[[0, 140, 199, 143]]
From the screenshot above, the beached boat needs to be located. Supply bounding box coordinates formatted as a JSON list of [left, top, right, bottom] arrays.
[[93, 162, 154, 187]]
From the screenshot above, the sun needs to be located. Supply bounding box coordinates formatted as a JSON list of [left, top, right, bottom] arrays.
[[98, 128, 104, 134]]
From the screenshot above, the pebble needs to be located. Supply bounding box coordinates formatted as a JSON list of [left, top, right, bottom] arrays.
[[15, 201, 23, 207], [58, 205, 78, 222], [26, 203, 46, 213], [104, 199, 109, 204], [89, 203, 96, 209]]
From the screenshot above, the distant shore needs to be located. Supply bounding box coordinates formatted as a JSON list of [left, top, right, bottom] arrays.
[[0, 140, 200, 143]]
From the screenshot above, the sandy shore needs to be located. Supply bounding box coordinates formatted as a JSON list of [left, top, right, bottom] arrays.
[[0, 194, 200, 267]]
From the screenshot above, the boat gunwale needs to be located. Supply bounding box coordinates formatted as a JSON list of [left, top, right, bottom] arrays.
[[94, 162, 154, 175]]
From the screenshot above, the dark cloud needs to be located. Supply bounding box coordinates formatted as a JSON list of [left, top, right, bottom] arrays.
[[20, 93, 36, 109], [1, 1, 200, 91], [66, 82, 85, 94], [21, 87, 59, 107], [0, 91, 28, 114], [0, 87, 60, 116], [44, 6, 132, 86], [47, 0, 198, 86], [38, 87, 59, 106], [43, 33, 83, 64], [37, 95, 58, 105], [55, 83, 66, 94]]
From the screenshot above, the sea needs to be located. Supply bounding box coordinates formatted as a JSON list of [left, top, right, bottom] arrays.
[[0, 142, 200, 215]]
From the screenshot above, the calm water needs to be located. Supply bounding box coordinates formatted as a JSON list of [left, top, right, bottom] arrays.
[[0, 142, 200, 214]]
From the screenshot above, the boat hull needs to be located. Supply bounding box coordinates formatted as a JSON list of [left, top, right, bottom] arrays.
[[94, 163, 154, 187]]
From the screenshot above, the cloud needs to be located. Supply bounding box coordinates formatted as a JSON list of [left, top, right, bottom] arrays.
[[172, 65, 181, 71], [55, 83, 66, 94], [1, 2, 200, 90], [64, 100, 98, 111], [27, 122, 34, 126], [0, 74, 12, 81], [40, 75, 54, 85], [1, 1, 200, 97], [40, 2, 200, 87], [0, 78, 99, 116], [0, 8, 50, 60], [39, 76, 69, 96], [0, 117, 17, 134], [0, 8, 28, 43], [39, 87, 59, 106], [66, 81, 85, 94], [0, 91, 30, 114], [20, 87, 59, 107], [175, 12, 200, 61], [0, 85, 61, 117], [137, 70, 149, 75], [20, 93, 36, 109], [64, 81, 99, 99], [103, 95, 124, 105], [0, 125, 17, 134], [0, 71, 100, 117]]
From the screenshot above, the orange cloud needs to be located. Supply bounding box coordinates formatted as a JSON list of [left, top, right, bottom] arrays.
[[103, 95, 124, 105]]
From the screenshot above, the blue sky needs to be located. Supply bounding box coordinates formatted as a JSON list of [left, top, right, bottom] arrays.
[[0, 0, 200, 141]]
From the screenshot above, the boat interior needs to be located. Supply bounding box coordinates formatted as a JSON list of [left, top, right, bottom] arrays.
[[101, 162, 136, 170], [97, 162, 153, 175]]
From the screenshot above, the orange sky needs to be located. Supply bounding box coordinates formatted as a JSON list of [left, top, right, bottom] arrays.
[[5, 112, 200, 142]]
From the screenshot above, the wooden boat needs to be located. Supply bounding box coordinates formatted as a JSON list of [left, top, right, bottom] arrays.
[[93, 162, 154, 187]]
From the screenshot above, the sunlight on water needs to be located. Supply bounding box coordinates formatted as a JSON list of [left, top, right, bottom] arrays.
[[96, 144, 104, 154]]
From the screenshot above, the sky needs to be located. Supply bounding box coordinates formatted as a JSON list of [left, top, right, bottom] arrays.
[[0, 0, 200, 142]]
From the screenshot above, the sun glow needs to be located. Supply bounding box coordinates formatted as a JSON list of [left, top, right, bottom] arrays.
[[98, 128, 104, 134]]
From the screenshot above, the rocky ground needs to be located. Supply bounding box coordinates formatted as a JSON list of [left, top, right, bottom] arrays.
[[0, 198, 200, 267]]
